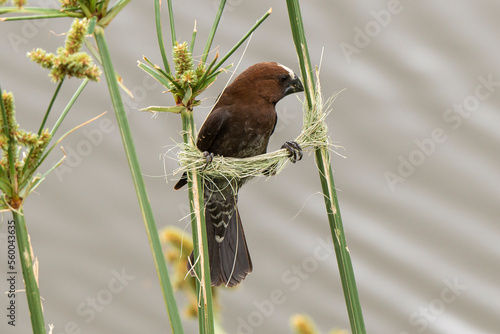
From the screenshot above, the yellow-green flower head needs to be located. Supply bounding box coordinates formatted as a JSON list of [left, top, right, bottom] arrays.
[[27, 18, 101, 82], [173, 42, 194, 78]]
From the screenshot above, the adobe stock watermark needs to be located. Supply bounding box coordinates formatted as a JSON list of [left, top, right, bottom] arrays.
[[274, 106, 299, 134], [340, 0, 412, 63], [235, 237, 335, 333], [54, 73, 160, 182], [52, 268, 135, 334], [54, 117, 115, 182], [385, 73, 499, 191], [399, 277, 467, 334], [6, 0, 60, 54]]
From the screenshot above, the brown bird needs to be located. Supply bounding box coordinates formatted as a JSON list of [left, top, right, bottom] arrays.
[[175, 62, 304, 287]]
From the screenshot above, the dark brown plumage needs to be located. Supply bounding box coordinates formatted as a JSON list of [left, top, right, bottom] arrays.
[[175, 62, 304, 287]]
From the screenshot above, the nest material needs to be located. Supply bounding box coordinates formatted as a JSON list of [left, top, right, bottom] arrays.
[[175, 73, 342, 182]]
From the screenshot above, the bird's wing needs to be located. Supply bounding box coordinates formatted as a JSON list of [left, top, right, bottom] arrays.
[[196, 108, 229, 152], [175, 108, 229, 191]]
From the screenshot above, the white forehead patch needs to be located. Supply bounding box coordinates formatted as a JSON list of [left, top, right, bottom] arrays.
[[278, 63, 295, 77]]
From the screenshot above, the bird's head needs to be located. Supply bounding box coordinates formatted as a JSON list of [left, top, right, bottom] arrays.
[[222, 62, 304, 104]]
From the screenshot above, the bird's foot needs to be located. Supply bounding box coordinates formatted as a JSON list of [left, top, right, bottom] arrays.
[[201, 151, 215, 171], [281, 141, 303, 163]]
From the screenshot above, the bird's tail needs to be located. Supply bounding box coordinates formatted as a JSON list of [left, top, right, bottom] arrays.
[[188, 204, 252, 287]]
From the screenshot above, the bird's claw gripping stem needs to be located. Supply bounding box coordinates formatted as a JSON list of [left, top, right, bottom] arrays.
[[281, 141, 303, 163], [201, 151, 215, 171]]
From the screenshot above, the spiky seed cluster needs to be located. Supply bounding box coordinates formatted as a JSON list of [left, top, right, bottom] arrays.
[[195, 63, 205, 78], [170, 42, 209, 108], [161, 226, 198, 318], [1, 91, 18, 136], [27, 49, 55, 70], [16, 130, 39, 146], [173, 42, 194, 79], [27, 18, 101, 82], [291, 314, 348, 334], [172, 42, 208, 88], [13, 0, 26, 8], [24, 129, 51, 172], [0, 91, 52, 179], [161, 226, 193, 290], [160, 226, 220, 319], [65, 16, 87, 54], [59, 0, 78, 9], [290, 314, 319, 334], [180, 70, 196, 85]]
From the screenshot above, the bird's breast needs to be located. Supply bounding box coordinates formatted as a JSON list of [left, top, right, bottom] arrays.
[[212, 106, 276, 159]]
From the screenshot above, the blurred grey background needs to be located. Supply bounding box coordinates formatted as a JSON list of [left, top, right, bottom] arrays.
[[1, 1, 499, 333]]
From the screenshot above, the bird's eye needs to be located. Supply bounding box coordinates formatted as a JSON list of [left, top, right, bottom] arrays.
[[279, 74, 289, 83]]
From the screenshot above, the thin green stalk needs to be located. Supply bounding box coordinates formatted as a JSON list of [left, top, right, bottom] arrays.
[[27, 153, 66, 194], [0, 7, 67, 14], [1, 14, 76, 21], [99, 0, 132, 27], [153, 2, 214, 330], [0, 7, 82, 18], [197, 7, 272, 89], [156, 67, 181, 89], [93, 26, 184, 334], [154, 0, 171, 74], [137, 61, 175, 90], [165, 0, 176, 48], [50, 78, 89, 137], [285, 1, 313, 108], [315, 149, 365, 333], [180, 109, 214, 334], [26, 111, 106, 191], [76, 0, 92, 17], [20, 78, 64, 179], [100, 0, 111, 13], [202, 0, 226, 63], [38, 79, 64, 135], [20, 78, 88, 186], [190, 21, 197, 54], [211, 7, 272, 71], [89, 0, 96, 12], [286, 1, 366, 333], [193, 53, 220, 93], [13, 210, 46, 334]]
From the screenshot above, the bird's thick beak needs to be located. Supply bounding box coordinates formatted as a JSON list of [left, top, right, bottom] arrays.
[[284, 75, 304, 96]]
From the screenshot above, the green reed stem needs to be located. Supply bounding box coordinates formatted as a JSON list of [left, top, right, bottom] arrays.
[[155, 0, 171, 73], [180, 109, 214, 334], [286, 1, 366, 332], [93, 26, 184, 334], [38, 79, 64, 135], [211, 7, 272, 71], [12, 211, 46, 334], [202, 0, 226, 63], [1, 85, 46, 333]]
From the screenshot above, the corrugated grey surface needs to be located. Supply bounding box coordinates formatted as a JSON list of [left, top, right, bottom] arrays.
[[1, 1, 499, 333]]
